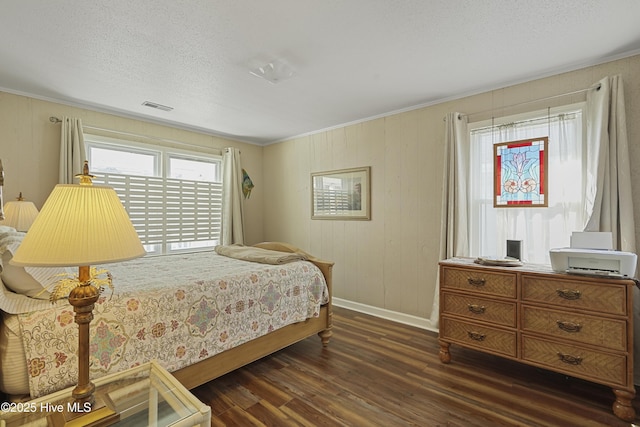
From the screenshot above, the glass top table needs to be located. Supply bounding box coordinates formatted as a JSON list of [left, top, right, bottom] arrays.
[[0, 361, 211, 427]]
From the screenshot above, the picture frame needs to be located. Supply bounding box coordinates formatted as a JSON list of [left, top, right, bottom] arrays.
[[311, 166, 371, 220], [493, 137, 548, 207]]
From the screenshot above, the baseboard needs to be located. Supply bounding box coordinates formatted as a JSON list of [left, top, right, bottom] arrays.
[[332, 298, 438, 333]]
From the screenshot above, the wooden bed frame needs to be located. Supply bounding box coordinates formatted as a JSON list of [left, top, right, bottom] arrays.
[[171, 241, 334, 390]]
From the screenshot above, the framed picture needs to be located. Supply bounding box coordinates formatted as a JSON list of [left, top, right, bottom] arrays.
[[493, 137, 548, 207], [311, 166, 371, 220]]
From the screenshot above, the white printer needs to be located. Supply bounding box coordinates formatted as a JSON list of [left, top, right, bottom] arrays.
[[549, 232, 638, 278]]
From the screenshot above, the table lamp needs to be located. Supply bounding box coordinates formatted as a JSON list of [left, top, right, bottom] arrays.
[[0, 192, 39, 231], [11, 161, 145, 425]]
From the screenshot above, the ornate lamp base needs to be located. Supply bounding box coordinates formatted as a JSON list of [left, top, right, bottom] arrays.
[[49, 267, 120, 426]]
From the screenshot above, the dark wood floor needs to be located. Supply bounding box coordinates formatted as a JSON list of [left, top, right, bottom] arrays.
[[192, 306, 639, 426]]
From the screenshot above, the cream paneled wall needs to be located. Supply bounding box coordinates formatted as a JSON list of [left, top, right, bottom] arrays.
[[263, 54, 640, 322], [0, 92, 265, 244]]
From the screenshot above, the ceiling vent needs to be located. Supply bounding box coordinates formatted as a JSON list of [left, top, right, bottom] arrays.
[[142, 101, 173, 112]]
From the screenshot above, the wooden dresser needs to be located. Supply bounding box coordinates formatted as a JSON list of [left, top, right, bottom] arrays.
[[438, 258, 636, 421]]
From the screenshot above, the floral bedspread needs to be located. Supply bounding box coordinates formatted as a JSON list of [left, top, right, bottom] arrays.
[[17, 251, 329, 397]]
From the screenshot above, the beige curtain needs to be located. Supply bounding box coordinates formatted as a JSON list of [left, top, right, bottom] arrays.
[[583, 75, 639, 383], [59, 117, 86, 184], [0, 159, 4, 220], [430, 112, 469, 328], [583, 75, 635, 250], [221, 147, 245, 245]]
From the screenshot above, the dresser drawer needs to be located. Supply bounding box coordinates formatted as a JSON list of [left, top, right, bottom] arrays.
[[440, 317, 516, 358], [521, 275, 627, 315], [441, 267, 517, 298], [521, 306, 627, 351], [521, 335, 627, 386], [442, 293, 517, 327]]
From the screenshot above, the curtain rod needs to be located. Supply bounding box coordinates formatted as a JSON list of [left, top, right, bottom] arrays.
[[448, 83, 601, 121], [49, 116, 223, 155]]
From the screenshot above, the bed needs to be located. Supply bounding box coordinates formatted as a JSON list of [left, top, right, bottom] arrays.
[[0, 233, 333, 399]]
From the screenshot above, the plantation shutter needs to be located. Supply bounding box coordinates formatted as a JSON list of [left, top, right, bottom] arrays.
[[93, 173, 222, 247]]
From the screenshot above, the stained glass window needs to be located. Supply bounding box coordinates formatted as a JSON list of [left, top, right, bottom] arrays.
[[493, 137, 548, 207]]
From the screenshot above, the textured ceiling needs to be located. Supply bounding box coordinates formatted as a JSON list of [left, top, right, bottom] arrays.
[[2, 0, 640, 145]]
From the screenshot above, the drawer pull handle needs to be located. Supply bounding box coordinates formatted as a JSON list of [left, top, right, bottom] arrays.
[[467, 304, 486, 314], [557, 352, 582, 365], [556, 320, 582, 333], [467, 277, 486, 287], [467, 331, 486, 341], [556, 289, 581, 300]]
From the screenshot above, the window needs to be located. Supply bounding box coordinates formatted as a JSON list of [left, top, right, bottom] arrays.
[[88, 144, 159, 177], [468, 105, 585, 264], [168, 155, 218, 182], [86, 136, 222, 255]]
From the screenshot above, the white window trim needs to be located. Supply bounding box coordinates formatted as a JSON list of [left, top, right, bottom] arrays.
[[467, 103, 586, 132]]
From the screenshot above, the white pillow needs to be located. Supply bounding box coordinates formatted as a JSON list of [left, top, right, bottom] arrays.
[[1, 242, 72, 300], [0, 225, 16, 235], [0, 226, 20, 272]]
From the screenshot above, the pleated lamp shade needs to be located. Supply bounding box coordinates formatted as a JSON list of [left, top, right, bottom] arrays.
[[1, 194, 39, 232], [11, 184, 145, 267]]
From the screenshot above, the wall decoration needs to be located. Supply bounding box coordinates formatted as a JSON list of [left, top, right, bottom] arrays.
[[493, 137, 548, 207], [311, 167, 370, 220], [242, 168, 254, 199]]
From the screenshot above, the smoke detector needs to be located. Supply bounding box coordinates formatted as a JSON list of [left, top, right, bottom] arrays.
[[249, 59, 295, 84]]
